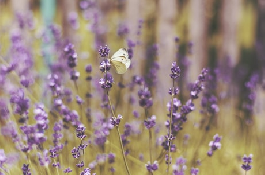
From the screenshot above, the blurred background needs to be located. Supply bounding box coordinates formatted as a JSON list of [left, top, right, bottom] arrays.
[[0, 0, 265, 175]]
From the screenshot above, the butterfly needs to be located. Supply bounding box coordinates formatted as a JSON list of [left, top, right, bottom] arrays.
[[109, 48, 130, 74]]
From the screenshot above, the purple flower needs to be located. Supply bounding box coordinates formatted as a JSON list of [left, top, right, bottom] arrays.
[[70, 70, 80, 80], [99, 60, 111, 73], [133, 75, 144, 85], [76, 161, 84, 168], [190, 68, 208, 100], [116, 22, 129, 36], [172, 156, 187, 175], [99, 73, 114, 90], [0, 149, 6, 167], [68, 12, 79, 30], [241, 154, 253, 171], [22, 164, 31, 175], [138, 87, 153, 108], [191, 167, 199, 175], [76, 95, 84, 105], [98, 45, 110, 57], [64, 168, 72, 173], [52, 161, 60, 167], [76, 125, 86, 139], [110, 114, 123, 127], [108, 153, 115, 164], [50, 148, 58, 158], [169, 87, 179, 96], [144, 115, 156, 129], [0, 100, 9, 120], [72, 147, 80, 159], [207, 134, 222, 157], [241, 164, 252, 171], [170, 62, 181, 80], [146, 161, 159, 172], [38, 150, 51, 166], [10, 89, 30, 115], [85, 64, 92, 73], [80, 168, 95, 175], [64, 43, 78, 68]]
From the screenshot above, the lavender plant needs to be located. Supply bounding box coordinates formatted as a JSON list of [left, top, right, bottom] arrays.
[[0, 3, 264, 175]]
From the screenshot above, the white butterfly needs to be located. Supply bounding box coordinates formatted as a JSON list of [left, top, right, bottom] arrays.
[[110, 48, 130, 74]]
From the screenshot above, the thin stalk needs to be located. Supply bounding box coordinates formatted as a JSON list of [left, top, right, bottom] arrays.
[[107, 91, 131, 175], [167, 79, 175, 175], [53, 159, 59, 175], [145, 108, 153, 175], [149, 129, 153, 163], [149, 129, 153, 175], [116, 127, 131, 175]]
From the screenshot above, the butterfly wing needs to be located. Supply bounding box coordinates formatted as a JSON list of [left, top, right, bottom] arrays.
[[111, 60, 127, 74], [111, 48, 128, 59], [111, 48, 131, 70]]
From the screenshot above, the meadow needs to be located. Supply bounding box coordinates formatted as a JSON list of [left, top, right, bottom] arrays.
[[0, 0, 264, 175]]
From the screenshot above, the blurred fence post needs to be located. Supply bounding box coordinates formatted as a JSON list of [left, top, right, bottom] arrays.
[[157, 0, 177, 104], [11, 0, 29, 16], [221, 0, 241, 67], [60, 0, 77, 43], [256, 0, 265, 82], [126, 0, 143, 74], [256, 0, 265, 130], [189, 0, 208, 81], [41, 0, 56, 69]]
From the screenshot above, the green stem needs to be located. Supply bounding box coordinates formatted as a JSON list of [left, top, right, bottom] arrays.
[[107, 91, 131, 175], [145, 108, 153, 175], [116, 127, 131, 175], [149, 128, 153, 175], [167, 79, 175, 174]]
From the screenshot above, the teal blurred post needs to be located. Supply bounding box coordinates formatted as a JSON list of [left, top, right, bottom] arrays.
[[40, 0, 56, 106], [40, 0, 56, 73]]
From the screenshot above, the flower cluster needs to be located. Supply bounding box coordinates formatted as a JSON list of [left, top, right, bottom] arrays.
[[145, 161, 159, 172], [64, 43, 80, 81], [22, 164, 31, 175], [37, 150, 51, 166], [64, 43, 77, 68], [117, 23, 129, 37], [191, 167, 199, 175], [241, 154, 253, 171], [99, 73, 114, 89], [64, 167, 73, 173], [168, 87, 179, 96], [80, 168, 96, 175], [0, 100, 9, 120], [144, 115, 156, 129], [190, 68, 208, 100], [0, 149, 6, 168], [110, 114, 123, 127], [99, 60, 111, 73], [10, 89, 30, 116], [207, 134, 222, 157], [98, 45, 114, 90], [48, 74, 62, 97], [200, 69, 219, 117], [242, 74, 259, 123], [161, 134, 176, 153], [72, 125, 88, 168], [76, 125, 87, 140], [170, 62, 181, 80], [138, 87, 153, 108], [98, 45, 110, 58], [172, 156, 187, 175], [34, 103, 49, 133]]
